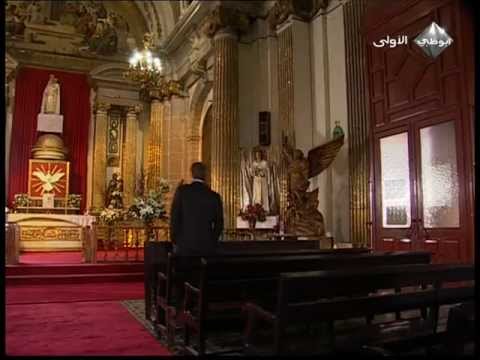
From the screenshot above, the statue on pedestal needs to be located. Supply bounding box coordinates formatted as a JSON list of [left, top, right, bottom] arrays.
[[106, 173, 124, 209], [282, 134, 344, 236], [240, 147, 279, 215], [41, 74, 61, 114]]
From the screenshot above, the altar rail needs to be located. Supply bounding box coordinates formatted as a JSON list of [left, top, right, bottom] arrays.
[[84, 224, 169, 263]]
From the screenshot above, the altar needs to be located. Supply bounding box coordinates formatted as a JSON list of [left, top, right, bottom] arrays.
[[7, 213, 96, 252]]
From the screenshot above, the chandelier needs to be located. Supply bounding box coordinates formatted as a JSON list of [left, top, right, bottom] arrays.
[[123, 33, 168, 90]]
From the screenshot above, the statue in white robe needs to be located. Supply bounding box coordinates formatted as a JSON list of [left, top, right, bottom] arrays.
[[240, 147, 279, 215], [41, 74, 61, 114]]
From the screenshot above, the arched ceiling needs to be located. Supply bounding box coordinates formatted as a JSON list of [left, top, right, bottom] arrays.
[[133, 1, 178, 46], [5, 0, 179, 67]]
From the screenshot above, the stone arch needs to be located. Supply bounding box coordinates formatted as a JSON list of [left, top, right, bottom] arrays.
[[134, 1, 177, 44], [188, 80, 213, 138], [184, 80, 212, 179]]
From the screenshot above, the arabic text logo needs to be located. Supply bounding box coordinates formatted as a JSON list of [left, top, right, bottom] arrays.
[[414, 22, 453, 58], [373, 35, 408, 48]]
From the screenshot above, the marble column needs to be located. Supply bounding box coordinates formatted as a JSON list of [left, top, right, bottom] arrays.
[[204, 7, 247, 229], [122, 105, 141, 207], [91, 102, 110, 212], [146, 93, 165, 192]]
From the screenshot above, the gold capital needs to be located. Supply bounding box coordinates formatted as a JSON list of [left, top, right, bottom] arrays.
[[267, 0, 329, 30], [94, 102, 111, 113], [146, 80, 187, 102], [127, 104, 143, 115], [203, 6, 249, 39]]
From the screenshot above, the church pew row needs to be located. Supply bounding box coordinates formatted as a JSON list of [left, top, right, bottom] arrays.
[[143, 239, 362, 321], [180, 251, 431, 356], [155, 247, 371, 347], [243, 263, 474, 356]]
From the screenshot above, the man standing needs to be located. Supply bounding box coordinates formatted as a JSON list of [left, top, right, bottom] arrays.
[[170, 162, 224, 256]]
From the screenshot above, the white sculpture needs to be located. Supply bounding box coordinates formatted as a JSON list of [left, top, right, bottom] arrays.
[[41, 74, 61, 114], [240, 147, 280, 215]]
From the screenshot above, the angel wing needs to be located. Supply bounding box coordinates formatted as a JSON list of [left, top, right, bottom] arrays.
[[307, 134, 344, 178]]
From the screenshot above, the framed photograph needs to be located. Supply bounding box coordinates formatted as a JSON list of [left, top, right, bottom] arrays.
[[28, 159, 70, 200]]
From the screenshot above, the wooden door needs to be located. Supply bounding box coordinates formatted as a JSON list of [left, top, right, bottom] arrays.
[[366, 0, 474, 263], [413, 112, 467, 263], [374, 113, 468, 263]]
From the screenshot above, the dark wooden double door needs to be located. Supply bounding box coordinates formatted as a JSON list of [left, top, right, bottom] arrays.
[[365, 0, 474, 263]]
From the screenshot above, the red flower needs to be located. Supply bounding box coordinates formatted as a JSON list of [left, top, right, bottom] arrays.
[[239, 203, 266, 222]]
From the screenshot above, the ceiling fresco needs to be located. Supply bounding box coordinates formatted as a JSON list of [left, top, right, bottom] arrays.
[[5, 1, 148, 62]]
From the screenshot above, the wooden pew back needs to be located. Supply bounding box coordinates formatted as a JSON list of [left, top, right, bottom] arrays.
[[279, 264, 474, 315]]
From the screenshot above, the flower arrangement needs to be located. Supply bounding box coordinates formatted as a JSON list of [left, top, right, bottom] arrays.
[[67, 194, 82, 208], [14, 193, 30, 208], [239, 203, 267, 224], [127, 182, 170, 225], [99, 206, 124, 226]]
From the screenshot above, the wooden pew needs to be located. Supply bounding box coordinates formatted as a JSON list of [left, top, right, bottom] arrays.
[[243, 263, 474, 355], [144, 241, 172, 321], [181, 251, 431, 355], [144, 239, 364, 322], [155, 247, 371, 346]]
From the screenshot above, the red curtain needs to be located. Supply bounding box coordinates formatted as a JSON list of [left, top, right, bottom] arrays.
[[8, 67, 91, 212]]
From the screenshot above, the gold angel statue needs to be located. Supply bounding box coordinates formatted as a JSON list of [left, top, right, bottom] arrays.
[[282, 134, 344, 235]]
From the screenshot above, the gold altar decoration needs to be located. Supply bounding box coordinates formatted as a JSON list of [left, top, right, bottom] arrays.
[[28, 159, 69, 199], [31, 133, 68, 160], [19, 225, 83, 251], [20, 226, 81, 242], [282, 134, 344, 235]]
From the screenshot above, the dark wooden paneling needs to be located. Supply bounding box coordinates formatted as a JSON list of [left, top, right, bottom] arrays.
[[365, 0, 473, 263]]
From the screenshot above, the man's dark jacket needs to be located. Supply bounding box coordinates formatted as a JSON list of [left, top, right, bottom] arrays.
[[170, 181, 224, 256]]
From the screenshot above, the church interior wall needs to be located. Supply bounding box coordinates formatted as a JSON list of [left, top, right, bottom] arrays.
[[310, 1, 350, 243], [238, 18, 280, 151]]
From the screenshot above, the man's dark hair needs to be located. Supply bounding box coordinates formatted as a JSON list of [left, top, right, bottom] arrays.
[[191, 162, 207, 180]]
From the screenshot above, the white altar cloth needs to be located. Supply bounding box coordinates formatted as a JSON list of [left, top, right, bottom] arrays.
[[7, 213, 96, 227], [236, 216, 278, 229]]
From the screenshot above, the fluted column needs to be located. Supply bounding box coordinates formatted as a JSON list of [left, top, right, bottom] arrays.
[[211, 29, 239, 229], [123, 105, 141, 207], [91, 102, 110, 212], [344, 0, 370, 247], [146, 94, 165, 192], [204, 6, 248, 229]]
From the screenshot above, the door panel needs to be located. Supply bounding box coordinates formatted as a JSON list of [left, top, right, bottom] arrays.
[[374, 116, 467, 263], [374, 127, 418, 252], [414, 115, 466, 263]]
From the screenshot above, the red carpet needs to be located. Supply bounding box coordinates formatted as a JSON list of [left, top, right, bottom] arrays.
[[6, 281, 145, 305], [19, 250, 144, 264], [20, 251, 84, 264], [6, 301, 170, 356]]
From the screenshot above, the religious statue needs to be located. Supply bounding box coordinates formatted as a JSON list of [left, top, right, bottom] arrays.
[[26, 1, 45, 25], [282, 134, 344, 235], [41, 75, 61, 114], [105, 173, 123, 209], [241, 147, 279, 215]]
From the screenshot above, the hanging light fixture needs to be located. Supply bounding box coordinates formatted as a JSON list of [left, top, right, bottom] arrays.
[[123, 33, 169, 90]]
